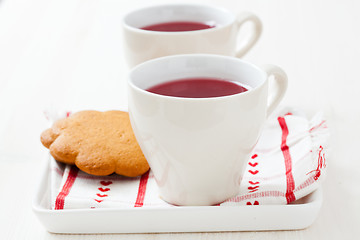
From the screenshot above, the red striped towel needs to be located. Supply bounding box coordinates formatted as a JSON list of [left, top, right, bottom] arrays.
[[48, 107, 329, 209]]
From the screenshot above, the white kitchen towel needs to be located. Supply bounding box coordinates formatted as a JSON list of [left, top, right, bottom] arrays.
[[48, 107, 329, 209]]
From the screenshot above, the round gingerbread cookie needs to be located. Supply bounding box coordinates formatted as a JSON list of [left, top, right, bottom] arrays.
[[40, 110, 149, 177]]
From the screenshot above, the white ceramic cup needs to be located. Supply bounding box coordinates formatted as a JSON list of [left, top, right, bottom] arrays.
[[123, 4, 262, 67], [128, 54, 287, 206]]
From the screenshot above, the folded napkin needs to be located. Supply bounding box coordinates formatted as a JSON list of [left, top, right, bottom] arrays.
[[48, 107, 329, 209]]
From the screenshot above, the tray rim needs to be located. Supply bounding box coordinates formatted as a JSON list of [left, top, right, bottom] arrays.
[[32, 156, 323, 233]]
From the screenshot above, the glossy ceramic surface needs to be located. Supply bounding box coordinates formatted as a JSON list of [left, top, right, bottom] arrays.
[[128, 54, 287, 205], [122, 4, 262, 67]]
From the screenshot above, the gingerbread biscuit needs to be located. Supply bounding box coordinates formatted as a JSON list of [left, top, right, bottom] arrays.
[[40, 110, 149, 177]]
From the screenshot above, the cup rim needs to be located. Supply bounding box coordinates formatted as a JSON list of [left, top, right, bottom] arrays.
[[122, 3, 236, 35], [128, 54, 268, 101]]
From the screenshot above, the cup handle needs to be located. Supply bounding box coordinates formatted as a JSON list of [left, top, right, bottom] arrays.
[[235, 12, 262, 58], [262, 65, 288, 117]]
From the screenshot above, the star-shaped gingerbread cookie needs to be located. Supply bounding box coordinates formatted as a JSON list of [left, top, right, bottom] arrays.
[[40, 110, 149, 177]]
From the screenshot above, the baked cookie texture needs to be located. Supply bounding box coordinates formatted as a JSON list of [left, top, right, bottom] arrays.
[[40, 110, 149, 177]]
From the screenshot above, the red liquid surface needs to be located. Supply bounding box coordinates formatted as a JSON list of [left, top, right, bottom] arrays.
[[141, 21, 215, 32], [146, 78, 248, 98]]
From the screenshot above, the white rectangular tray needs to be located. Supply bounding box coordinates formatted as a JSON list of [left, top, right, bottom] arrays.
[[32, 158, 323, 233]]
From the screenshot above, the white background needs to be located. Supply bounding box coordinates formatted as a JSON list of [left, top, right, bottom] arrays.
[[0, 0, 359, 239]]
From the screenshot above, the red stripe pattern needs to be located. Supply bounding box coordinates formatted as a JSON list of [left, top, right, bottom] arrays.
[[249, 181, 259, 185], [93, 180, 112, 206], [248, 170, 259, 175], [227, 190, 286, 202], [309, 120, 327, 132], [246, 154, 260, 204], [278, 116, 296, 204], [134, 171, 150, 207], [307, 146, 326, 181], [55, 166, 79, 210]]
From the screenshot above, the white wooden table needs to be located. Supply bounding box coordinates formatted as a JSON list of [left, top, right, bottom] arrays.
[[0, 0, 359, 239]]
